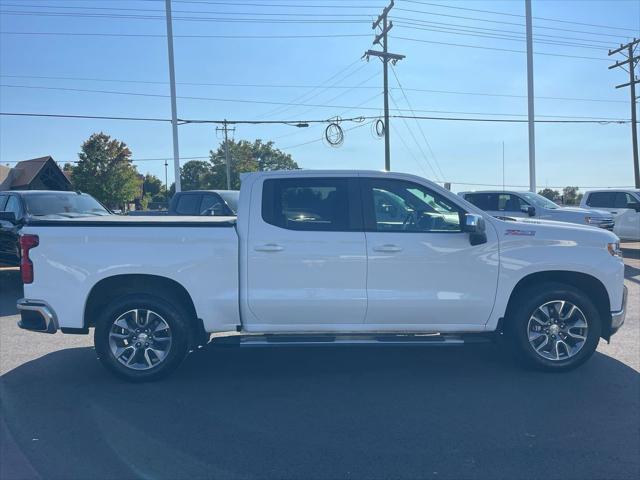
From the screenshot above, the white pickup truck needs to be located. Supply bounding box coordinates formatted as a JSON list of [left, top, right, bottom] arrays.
[[15, 170, 627, 381]]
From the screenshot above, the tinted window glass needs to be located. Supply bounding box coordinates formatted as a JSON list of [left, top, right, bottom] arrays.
[[25, 193, 109, 217], [587, 192, 616, 208], [498, 194, 524, 212], [364, 179, 462, 233], [464, 193, 497, 211], [5, 196, 22, 218], [175, 194, 201, 215], [0, 194, 7, 210], [217, 191, 239, 214], [200, 194, 225, 215], [613, 192, 636, 209], [262, 178, 350, 231]]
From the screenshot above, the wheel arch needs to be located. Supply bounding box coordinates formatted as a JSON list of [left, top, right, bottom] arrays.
[[503, 270, 613, 340], [83, 274, 206, 345]]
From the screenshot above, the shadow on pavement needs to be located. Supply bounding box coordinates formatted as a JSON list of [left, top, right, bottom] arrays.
[[1, 344, 638, 480], [0, 271, 21, 316]]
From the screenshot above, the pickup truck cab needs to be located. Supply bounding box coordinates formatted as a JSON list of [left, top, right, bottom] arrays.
[[580, 189, 640, 241], [459, 190, 615, 231], [15, 171, 627, 381]]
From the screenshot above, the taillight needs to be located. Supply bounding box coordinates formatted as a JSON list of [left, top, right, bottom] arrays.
[[19, 234, 39, 284]]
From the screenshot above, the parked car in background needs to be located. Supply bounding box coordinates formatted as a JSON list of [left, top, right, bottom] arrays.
[[459, 190, 615, 231], [580, 189, 640, 241], [0, 190, 110, 267], [128, 190, 239, 217]]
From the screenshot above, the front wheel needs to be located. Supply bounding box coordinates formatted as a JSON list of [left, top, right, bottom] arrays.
[[94, 294, 191, 382], [506, 283, 602, 371]]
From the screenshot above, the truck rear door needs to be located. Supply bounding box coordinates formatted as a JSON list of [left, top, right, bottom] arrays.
[[244, 176, 367, 329]]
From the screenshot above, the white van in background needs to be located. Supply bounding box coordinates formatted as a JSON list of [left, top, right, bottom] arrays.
[[581, 189, 640, 241]]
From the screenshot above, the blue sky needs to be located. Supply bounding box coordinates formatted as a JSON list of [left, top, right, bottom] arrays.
[[1, 0, 639, 192]]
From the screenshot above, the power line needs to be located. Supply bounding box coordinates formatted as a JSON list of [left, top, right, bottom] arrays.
[[390, 64, 445, 180], [395, 23, 609, 51], [0, 31, 370, 39], [401, 1, 639, 34], [393, 36, 610, 61], [1, 83, 630, 120], [0, 74, 625, 104], [392, 10, 634, 40], [0, 112, 632, 125]]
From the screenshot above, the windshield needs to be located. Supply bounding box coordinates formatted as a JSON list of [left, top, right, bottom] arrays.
[[520, 192, 560, 209], [217, 191, 239, 214], [25, 193, 110, 217]]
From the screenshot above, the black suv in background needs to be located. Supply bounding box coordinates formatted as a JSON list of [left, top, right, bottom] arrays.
[[0, 190, 110, 267]]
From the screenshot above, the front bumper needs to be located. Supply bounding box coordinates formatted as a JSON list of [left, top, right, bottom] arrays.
[[17, 299, 58, 334], [610, 286, 628, 336]]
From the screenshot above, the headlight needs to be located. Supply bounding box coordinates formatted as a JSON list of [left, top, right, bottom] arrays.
[[607, 242, 623, 257]]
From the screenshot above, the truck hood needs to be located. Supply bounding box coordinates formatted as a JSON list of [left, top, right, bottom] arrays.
[[557, 206, 613, 218]]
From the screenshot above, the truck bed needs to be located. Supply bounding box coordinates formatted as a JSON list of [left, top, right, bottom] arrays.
[[25, 215, 237, 227]]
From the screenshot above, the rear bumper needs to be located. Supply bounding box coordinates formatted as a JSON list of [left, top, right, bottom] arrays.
[[17, 299, 58, 334], [610, 286, 628, 336]]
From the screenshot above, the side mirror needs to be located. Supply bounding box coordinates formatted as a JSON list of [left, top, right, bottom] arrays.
[[521, 205, 536, 217], [627, 202, 640, 212], [463, 213, 487, 245], [0, 212, 17, 224]]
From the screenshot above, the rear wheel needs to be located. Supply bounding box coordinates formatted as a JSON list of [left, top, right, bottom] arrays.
[[94, 294, 191, 381], [506, 283, 602, 371]]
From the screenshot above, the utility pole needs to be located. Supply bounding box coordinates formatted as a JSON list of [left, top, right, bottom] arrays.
[[609, 38, 640, 188], [165, 0, 181, 192], [363, 0, 404, 172], [216, 120, 235, 190], [525, 0, 536, 193]]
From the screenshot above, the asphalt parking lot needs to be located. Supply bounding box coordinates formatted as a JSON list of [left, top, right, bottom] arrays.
[[0, 246, 638, 480]]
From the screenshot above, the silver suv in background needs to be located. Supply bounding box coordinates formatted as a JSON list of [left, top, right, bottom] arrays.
[[581, 189, 640, 241], [459, 190, 615, 231]]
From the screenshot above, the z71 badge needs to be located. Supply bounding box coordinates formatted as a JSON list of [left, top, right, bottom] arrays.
[[505, 229, 536, 236]]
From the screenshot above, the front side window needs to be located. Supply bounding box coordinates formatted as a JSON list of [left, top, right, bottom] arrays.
[[262, 178, 351, 231], [25, 193, 109, 217], [497, 194, 525, 212], [363, 179, 462, 232], [614, 192, 637, 209], [0, 194, 8, 210], [200, 194, 226, 215]]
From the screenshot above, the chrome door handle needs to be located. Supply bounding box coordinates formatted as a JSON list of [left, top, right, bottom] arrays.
[[254, 243, 284, 252], [373, 244, 403, 253]]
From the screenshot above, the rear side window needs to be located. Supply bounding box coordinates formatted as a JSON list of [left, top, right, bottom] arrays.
[[262, 178, 354, 231], [586, 192, 616, 208], [174, 194, 201, 215], [464, 193, 496, 211]]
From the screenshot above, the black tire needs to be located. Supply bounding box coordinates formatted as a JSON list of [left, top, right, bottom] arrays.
[[505, 282, 602, 372], [94, 294, 191, 382]]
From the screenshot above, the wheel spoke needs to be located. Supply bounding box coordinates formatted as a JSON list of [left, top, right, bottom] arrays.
[[534, 335, 549, 352], [566, 328, 586, 341]]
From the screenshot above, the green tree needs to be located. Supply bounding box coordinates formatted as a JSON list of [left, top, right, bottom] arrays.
[[562, 186, 581, 206], [538, 188, 560, 202], [143, 173, 163, 196], [209, 139, 298, 189], [180, 160, 213, 190], [70, 133, 141, 209]]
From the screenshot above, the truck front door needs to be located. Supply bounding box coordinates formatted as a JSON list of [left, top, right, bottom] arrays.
[[361, 178, 499, 328]]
